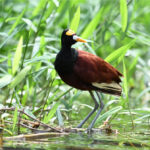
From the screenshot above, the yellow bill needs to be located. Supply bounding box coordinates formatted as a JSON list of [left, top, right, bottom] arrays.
[[73, 35, 87, 43]]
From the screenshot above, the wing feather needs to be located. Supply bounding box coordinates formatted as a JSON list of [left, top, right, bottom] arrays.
[[74, 50, 122, 83], [73, 50, 123, 95]]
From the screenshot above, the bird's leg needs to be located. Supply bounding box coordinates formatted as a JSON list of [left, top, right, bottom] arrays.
[[87, 92, 104, 131], [77, 91, 99, 128]]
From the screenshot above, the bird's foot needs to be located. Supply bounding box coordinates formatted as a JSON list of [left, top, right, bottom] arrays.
[[87, 128, 93, 134]]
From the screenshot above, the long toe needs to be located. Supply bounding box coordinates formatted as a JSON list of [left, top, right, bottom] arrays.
[[87, 126, 93, 134]]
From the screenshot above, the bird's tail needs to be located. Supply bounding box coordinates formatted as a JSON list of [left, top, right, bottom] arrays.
[[92, 82, 122, 96]]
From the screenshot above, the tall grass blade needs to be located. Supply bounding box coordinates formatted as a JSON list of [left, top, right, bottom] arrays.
[[10, 65, 31, 88], [55, 0, 70, 23], [56, 107, 64, 126], [105, 39, 136, 63], [13, 107, 18, 132], [0, 74, 12, 88], [22, 18, 37, 32], [134, 114, 150, 122], [44, 1, 56, 21], [43, 101, 61, 124], [7, 53, 12, 74], [128, 55, 139, 79], [70, 6, 80, 32], [8, 8, 26, 35], [0, 30, 18, 49], [32, 0, 47, 17], [123, 59, 128, 98], [123, 59, 134, 128], [97, 106, 122, 123], [120, 0, 128, 32], [136, 87, 150, 102], [81, 7, 104, 39], [12, 36, 23, 75], [24, 108, 37, 119]]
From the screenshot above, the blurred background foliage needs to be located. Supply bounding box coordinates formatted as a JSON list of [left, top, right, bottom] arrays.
[[0, 0, 150, 135]]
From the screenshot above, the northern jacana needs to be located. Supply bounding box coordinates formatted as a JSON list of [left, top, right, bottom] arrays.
[[54, 29, 123, 131]]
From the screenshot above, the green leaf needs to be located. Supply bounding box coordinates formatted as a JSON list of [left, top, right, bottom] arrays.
[[10, 65, 31, 88], [55, 0, 70, 23], [12, 36, 23, 75], [32, 0, 47, 17], [136, 87, 150, 102], [51, 69, 56, 79], [8, 8, 26, 35], [123, 59, 128, 98], [43, 101, 61, 124], [105, 39, 136, 63], [128, 55, 139, 72], [56, 107, 64, 126], [44, 1, 56, 21], [13, 107, 18, 132], [120, 0, 128, 32], [97, 106, 122, 123], [128, 55, 139, 79], [22, 18, 37, 32], [24, 108, 37, 119], [0, 74, 12, 88], [70, 6, 80, 32], [81, 7, 104, 39], [7, 53, 12, 74], [53, 88, 73, 101], [5, 17, 17, 22], [3, 128, 12, 135], [134, 114, 150, 122]]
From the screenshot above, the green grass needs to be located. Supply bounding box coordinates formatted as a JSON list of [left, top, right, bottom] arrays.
[[0, 0, 150, 136]]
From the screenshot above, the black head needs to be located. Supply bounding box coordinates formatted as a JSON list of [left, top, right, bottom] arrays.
[[61, 29, 86, 47]]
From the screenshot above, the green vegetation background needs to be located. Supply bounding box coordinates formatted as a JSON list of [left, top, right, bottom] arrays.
[[0, 0, 150, 135]]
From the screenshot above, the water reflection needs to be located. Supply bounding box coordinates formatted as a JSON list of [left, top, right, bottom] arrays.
[[2, 126, 150, 150]]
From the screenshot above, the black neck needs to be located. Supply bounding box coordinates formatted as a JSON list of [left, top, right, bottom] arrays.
[[61, 45, 71, 51], [54, 46, 78, 74], [61, 41, 72, 51]]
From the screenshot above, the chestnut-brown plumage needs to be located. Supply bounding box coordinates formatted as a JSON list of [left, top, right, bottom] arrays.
[[54, 29, 123, 131]]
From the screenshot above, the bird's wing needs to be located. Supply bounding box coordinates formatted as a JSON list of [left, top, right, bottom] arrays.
[[73, 50, 123, 94]]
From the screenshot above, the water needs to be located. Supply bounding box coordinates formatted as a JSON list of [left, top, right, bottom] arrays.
[[2, 125, 150, 150]]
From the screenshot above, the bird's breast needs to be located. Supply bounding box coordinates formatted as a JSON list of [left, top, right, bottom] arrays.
[[55, 59, 74, 74], [54, 49, 78, 75]]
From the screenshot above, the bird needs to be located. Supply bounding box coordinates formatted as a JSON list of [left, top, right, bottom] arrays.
[[54, 29, 123, 131]]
